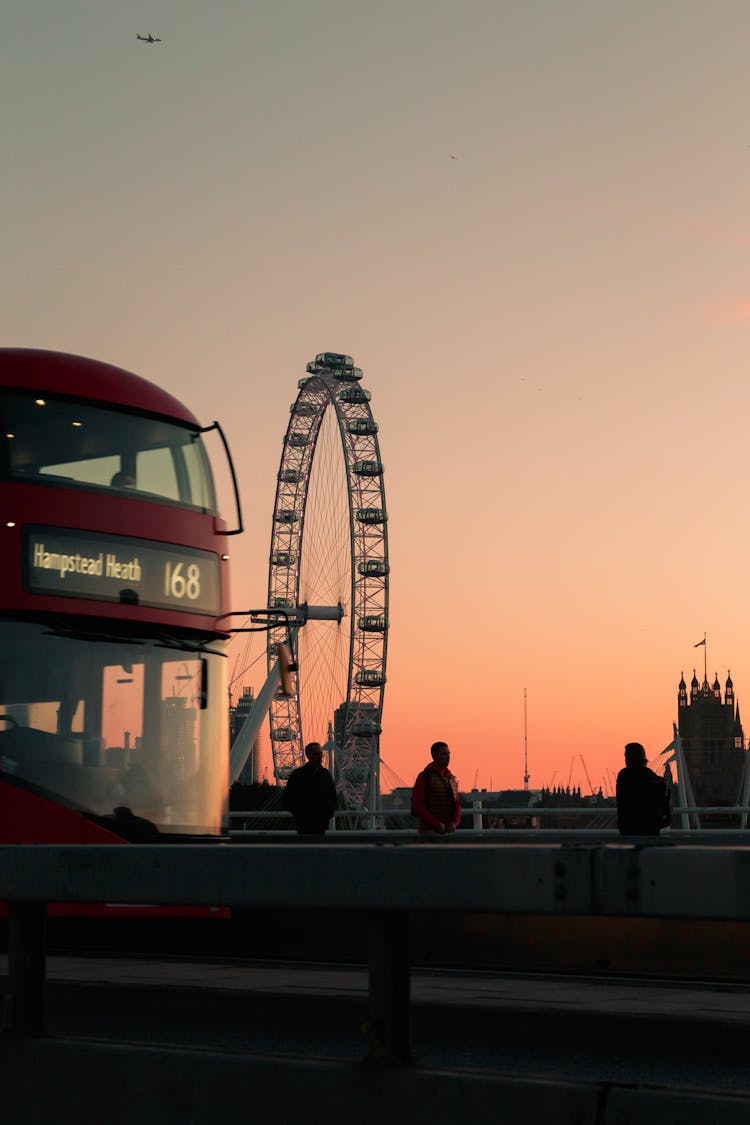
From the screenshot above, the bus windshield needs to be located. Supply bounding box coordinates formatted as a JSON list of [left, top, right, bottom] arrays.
[[0, 621, 228, 836], [1, 390, 217, 513]]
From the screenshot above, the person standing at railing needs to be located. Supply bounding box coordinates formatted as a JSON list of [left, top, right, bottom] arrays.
[[282, 741, 338, 835], [616, 742, 671, 837], [411, 741, 462, 835]]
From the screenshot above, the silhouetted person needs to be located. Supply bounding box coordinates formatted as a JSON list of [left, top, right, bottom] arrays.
[[616, 742, 670, 837], [411, 741, 462, 834], [111, 470, 136, 489], [109, 806, 159, 840], [282, 742, 337, 835]]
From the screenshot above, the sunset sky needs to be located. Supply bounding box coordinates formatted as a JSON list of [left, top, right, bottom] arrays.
[[5, 1, 750, 794]]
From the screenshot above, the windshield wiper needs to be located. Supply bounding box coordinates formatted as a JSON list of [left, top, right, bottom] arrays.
[[151, 632, 226, 657], [41, 623, 223, 657], [42, 626, 145, 647]]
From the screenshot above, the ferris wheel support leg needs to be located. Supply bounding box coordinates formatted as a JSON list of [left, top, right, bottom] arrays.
[[364, 909, 411, 1067]]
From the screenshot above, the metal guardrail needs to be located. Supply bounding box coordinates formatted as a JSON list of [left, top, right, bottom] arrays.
[[228, 805, 618, 825], [3, 841, 750, 1061], [227, 803, 750, 835]]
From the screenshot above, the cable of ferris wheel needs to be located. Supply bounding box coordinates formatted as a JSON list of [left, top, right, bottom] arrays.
[[229, 649, 267, 696]]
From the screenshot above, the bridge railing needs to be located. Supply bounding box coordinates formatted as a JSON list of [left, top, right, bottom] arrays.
[[228, 803, 750, 835]]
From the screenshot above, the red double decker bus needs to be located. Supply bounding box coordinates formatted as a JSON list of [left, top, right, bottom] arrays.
[[0, 349, 241, 863]]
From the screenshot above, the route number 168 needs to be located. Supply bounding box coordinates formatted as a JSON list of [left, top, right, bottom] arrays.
[[164, 561, 201, 601]]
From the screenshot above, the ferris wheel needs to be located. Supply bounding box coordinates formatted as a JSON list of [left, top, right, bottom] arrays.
[[266, 353, 389, 810]]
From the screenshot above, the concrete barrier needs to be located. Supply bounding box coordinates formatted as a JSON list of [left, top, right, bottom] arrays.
[[4, 842, 750, 1066]]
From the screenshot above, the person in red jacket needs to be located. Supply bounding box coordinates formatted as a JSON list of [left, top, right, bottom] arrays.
[[411, 741, 461, 834]]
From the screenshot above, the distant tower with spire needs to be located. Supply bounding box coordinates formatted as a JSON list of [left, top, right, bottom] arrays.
[[677, 668, 745, 807], [230, 686, 263, 784]]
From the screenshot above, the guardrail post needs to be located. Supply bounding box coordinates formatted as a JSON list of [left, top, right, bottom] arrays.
[[365, 909, 411, 1066], [4, 901, 47, 1037]]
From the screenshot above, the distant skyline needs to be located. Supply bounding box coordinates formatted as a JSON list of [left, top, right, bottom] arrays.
[[6, 2, 750, 790]]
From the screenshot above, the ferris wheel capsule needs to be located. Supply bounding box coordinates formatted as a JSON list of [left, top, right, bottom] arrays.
[[276, 642, 295, 697]]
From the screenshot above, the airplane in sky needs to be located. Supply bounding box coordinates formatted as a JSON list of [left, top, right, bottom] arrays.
[[136, 33, 162, 43]]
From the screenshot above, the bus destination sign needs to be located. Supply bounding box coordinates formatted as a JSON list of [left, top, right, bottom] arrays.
[[24, 526, 221, 616]]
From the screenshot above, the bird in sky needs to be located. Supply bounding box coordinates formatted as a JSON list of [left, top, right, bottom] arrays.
[[448, 154, 458, 160], [137, 33, 162, 43]]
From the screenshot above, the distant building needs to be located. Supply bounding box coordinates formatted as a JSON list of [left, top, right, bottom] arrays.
[[332, 699, 381, 797], [677, 670, 746, 807], [532, 785, 614, 829], [467, 788, 541, 829], [230, 687, 262, 785], [163, 696, 197, 781], [333, 700, 381, 747]]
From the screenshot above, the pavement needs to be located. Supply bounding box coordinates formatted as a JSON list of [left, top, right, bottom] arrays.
[[4, 952, 750, 1027], [4, 955, 750, 1124]]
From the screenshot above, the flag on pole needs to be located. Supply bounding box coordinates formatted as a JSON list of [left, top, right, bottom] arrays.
[[694, 638, 706, 647]]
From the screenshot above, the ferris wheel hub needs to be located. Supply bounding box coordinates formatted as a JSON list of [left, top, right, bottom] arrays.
[[302, 602, 344, 623]]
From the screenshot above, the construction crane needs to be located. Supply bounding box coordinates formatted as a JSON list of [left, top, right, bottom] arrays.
[[579, 755, 595, 796]]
